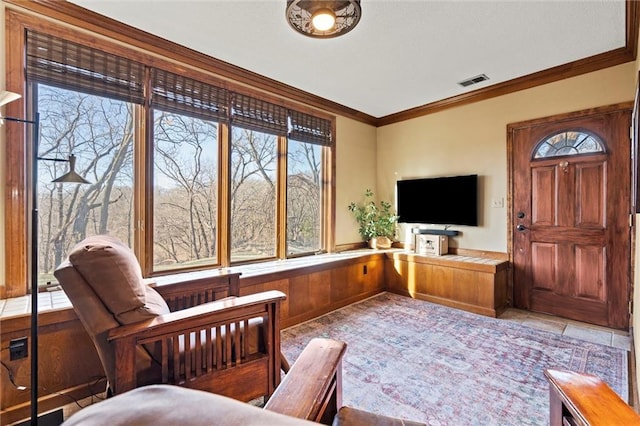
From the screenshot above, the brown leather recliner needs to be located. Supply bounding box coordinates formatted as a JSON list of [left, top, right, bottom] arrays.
[[55, 234, 285, 401]]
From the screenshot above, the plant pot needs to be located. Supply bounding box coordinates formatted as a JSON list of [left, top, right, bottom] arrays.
[[368, 236, 392, 249]]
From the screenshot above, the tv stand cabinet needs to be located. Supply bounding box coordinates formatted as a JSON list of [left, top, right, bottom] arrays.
[[384, 252, 509, 317]]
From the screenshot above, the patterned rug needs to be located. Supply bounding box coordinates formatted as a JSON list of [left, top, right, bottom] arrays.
[[281, 292, 628, 426]]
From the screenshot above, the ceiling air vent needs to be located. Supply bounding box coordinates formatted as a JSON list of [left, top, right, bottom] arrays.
[[458, 74, 489, 88]]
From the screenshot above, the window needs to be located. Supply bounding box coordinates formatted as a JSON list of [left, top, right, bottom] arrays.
[[5, 27, 334, 295], [153, 111, 219, 270], [285, 110, 332, 255], [533, 130, 605, 159], [229, 93, 286, 262], [26, 28, 143, 287], [150, 69, 227, 271], [230, 127, 278, 262], [287, 139, 322, 255], [36, 85, 135, 286]]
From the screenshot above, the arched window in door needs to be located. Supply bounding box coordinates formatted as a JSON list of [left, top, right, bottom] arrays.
[[533, 130, 605, 159]]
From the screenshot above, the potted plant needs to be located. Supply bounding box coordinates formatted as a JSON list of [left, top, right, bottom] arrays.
[[348, 189, 399, 249]]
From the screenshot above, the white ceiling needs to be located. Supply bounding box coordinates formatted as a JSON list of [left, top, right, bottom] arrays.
[[70, 0, 626, 119]]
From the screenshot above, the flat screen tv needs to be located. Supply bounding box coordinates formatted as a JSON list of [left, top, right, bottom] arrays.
[[396, 174, 478, 226]]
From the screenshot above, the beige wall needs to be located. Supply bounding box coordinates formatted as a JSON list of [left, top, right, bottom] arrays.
[[376, 63, 636, 252], [334, 115, 378, 245]]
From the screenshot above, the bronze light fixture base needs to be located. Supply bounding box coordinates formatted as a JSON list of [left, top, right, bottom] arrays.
[[286, 0, 362, 39]]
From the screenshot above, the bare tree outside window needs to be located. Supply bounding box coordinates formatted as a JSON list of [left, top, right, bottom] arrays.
[[153, 110, 219, 270], [230, 127, 277, 262], [287, 140, 322, 254], [36, 84, 134, 285]]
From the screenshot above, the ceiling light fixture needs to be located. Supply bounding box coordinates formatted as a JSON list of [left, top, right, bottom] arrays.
[[286, 0, 362, 39]]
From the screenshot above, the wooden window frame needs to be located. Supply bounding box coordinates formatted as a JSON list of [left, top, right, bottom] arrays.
[[3, 10, 336, 298], [633, 71, 640, 214]]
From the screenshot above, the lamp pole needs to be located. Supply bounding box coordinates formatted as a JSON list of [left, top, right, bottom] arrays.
[[30, 114, 39, 426], [5, 114, 40, 425]]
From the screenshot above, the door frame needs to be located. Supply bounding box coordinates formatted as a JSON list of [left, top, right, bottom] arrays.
[[506, 102, 634, 324]]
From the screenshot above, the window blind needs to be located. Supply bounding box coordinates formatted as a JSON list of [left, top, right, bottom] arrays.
[[25, 30, 333, 140], [231, 93, 288, 135], [288, 109, 333, 146], [26, 30, 145, 104], [151, 69, 229, 122]]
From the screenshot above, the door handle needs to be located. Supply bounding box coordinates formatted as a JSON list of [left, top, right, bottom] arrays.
[[516, 224, 527, 232]]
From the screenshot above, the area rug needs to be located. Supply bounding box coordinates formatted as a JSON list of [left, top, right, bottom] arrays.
[[281, 292, 628, 426]]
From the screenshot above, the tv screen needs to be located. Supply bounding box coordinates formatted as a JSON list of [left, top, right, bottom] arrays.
[[396, 174, 478, 226]]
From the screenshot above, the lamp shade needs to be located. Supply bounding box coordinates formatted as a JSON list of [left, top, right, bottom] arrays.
[[0, 91, 22, 108], [286, 0, 361, 38], [51, 154, 91, 184]]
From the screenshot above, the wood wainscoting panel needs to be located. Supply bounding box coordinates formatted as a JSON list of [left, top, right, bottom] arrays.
[[1, 310, 104, 425], [289, 270, 333, 319], [240, 254, 385, 329]]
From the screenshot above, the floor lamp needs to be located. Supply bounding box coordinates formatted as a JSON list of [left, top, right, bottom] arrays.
[[1, 90, 90, 424]]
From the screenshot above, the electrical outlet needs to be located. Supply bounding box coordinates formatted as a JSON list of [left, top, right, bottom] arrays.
[[491, 198, 504, 208], [9, 337, 28, 360]]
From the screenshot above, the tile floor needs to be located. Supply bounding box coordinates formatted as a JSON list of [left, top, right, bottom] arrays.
[[499, 307, 632, 351]]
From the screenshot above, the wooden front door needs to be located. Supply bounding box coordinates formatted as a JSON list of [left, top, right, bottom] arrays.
[[510, 105, 631, 330]]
